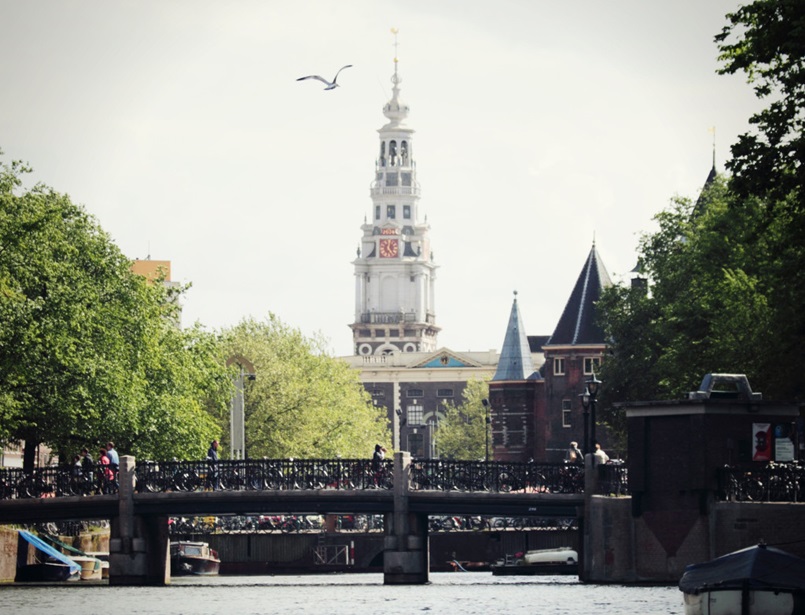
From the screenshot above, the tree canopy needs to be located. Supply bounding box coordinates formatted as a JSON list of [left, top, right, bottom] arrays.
[[219, 316, 390, 458], [716, 0, 805, 204], [0, 154, 231, 469], [597, 0, 805, 435], [435, 379, 489, 460]]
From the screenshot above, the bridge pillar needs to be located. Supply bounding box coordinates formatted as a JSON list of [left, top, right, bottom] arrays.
[[108, 455, 170, 585], [383, 451, 429, 585]]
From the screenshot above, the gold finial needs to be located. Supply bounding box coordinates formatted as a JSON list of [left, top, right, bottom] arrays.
[[391, 27, 399, 61]]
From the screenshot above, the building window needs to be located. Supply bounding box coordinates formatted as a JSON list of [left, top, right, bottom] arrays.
[[407, 433, 425, 458], [403, 204, 411, 218], [554, 358, 565, 375], [375, 205, 380, 220], [386, 173, 398, 186], [387, 205, 396, 219], [584, 357, 601, 375], [562, 400, 572, 428], [437, 388, 454, 398], [408, 404, 424, 425], [401, 173, 412, 186], [407, 388, 424, 398]]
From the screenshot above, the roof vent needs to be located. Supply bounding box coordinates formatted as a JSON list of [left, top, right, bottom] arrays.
[[688, 373, 762, 401]]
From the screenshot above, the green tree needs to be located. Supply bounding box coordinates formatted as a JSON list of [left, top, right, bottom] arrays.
[[0, 154, 230, 469], [220, 316, 389, 458], [435, 379, 489, 460], [596, 2, 805, 439], [716, 0, 805, 204]]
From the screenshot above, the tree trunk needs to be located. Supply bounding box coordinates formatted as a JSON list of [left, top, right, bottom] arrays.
[[23, 440, 38, 474]]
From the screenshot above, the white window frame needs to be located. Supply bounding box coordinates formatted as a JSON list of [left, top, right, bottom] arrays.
[[583, 357, 601, 375], [554, 357, 566, 376], [562, 399, 572, 428]]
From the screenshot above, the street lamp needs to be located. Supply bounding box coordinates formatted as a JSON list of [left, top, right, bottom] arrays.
[[579, 388, 591, 456], [482, 399, 491, 462], [579, 371, 602, 456]]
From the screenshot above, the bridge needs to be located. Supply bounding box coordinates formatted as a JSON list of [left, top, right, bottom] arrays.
[[1, 453, 594, 585]]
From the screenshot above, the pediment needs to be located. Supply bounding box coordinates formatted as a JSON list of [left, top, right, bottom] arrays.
[[410, 347, 483, 369]]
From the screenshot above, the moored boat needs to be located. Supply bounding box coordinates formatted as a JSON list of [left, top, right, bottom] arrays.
[[679, 543, 805, 615], [170, 541, 221, 576], [15, 530, 81, 582], [491, 547, 578, 576]]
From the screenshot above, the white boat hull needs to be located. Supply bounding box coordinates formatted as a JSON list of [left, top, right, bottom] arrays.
[[683, 589, 796, 615]]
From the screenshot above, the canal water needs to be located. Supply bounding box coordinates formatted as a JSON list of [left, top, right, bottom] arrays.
[[2, 573, 683, 615]]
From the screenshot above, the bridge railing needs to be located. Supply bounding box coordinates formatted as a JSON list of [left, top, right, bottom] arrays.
[[409, 460, 585, 493], [0, 464, 118, 499], [134, 458, 393, 493], [717, 462, 805, 502], [2, 457, 601, 499]]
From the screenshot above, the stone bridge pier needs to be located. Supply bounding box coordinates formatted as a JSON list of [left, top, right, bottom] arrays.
[[108, 456, 170, 585], [383, 452, 429, 584]]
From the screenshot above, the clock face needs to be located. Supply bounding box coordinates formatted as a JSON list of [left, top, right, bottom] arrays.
[[379, 238, 399, 258]]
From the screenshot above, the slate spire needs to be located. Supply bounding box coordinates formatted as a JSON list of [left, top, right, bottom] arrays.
[[493, 291, 540, 381], [547, 243, 612, 346]]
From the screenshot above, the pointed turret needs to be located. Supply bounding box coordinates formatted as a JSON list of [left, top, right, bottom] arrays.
[[547, 243, 612, 346], [493, 291, 540, 381]]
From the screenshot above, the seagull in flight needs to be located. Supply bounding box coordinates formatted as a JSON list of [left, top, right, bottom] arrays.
[[296, 64, 353, 90]]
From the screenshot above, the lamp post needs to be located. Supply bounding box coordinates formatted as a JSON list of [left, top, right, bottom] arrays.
[[579, 371, 602, 455], [587, 371, 601, 451], [482, 399, 491, 462], [579, 388, 591, 456]]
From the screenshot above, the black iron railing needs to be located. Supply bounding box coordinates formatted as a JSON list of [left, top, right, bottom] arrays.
[[0, 464, 118, 499], [134, 458, 392, 493], [409, 460, 585, 493], [596, 463, 629, 496], [0, 457, 594, 499], [717, 462, 805, 502]]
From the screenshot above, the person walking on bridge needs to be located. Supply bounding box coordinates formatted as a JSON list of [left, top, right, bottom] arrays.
[[565, 441, 583, 464], [207, 439, 220, 490]]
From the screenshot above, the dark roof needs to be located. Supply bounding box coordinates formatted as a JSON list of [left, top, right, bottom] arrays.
[[545, 244, 612, 346], [693, 161, 718, 216], [528, 335, 550, 353], [493, 293, 541, 381]]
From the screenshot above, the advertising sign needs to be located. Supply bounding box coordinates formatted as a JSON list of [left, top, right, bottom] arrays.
[[752, 423, 772, 462], [774, 423, 795, 462]]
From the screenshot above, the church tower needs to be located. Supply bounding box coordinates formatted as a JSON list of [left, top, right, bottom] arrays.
[[350, 35, 439, 356]]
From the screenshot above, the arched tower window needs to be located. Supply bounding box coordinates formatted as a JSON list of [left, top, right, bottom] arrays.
[[380, 142, 386, 167], [389, 140, 397, 166], [401, 141, 408, 165]]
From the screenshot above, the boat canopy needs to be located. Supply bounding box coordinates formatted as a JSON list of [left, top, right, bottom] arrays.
[[679, 544, 805, 595], [18, 530, 81, 574]]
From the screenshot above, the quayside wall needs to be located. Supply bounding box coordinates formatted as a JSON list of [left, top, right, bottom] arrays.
[[586, 497, 805, 584]]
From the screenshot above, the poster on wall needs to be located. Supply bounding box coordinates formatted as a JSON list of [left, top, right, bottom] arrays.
[[774, 423, 795, 462], [752, 423, 772, 462]]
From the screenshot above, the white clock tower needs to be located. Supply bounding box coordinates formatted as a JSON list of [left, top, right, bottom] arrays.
[[350, 43, 439, 356]]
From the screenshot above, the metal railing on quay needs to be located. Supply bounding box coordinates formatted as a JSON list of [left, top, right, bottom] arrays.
[[717, 462, 805, 502], [595, 463, 629, 496]]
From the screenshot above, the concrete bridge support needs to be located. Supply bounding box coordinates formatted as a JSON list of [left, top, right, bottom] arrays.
[[108, 456, 170, 585], [383, 452, 429, 584]]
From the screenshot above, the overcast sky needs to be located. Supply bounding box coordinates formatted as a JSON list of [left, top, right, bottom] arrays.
[[0, 0, 759, 356]]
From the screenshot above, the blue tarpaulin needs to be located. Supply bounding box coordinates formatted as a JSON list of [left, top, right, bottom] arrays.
[[18, 529, 81, 574]]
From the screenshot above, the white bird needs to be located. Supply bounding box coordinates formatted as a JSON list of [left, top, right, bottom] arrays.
[[296, 65, 353, 90]]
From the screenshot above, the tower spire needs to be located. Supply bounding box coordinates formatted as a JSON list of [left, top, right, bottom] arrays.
[[350, 33, 439, 356]]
